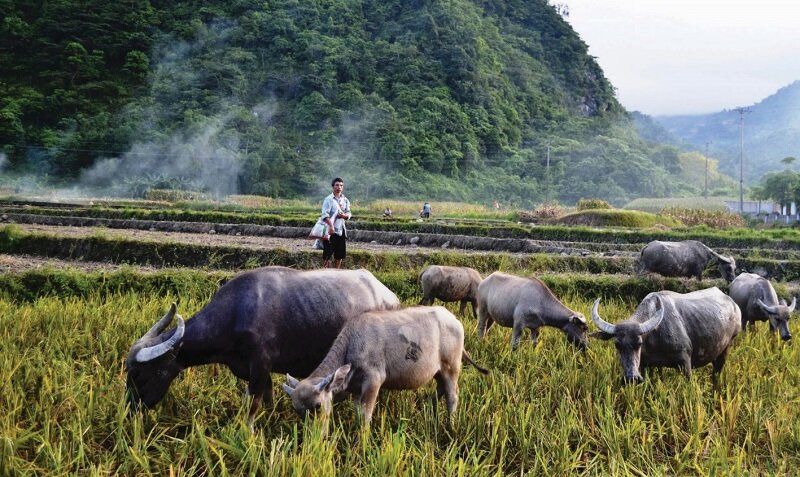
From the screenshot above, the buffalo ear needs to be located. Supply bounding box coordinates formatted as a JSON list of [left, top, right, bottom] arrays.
[[285, 374, 300, 388], [589, 331, 614, 340], [282, 383, 295, 397], [327, 364, 352, 394]]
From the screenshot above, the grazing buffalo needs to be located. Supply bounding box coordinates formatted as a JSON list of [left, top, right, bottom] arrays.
[[590, 287, 741, 385], [635, 240, 736, 282], [729, 272, 796, 341], [419, 265, 482, 318], [282, 306, 488, 427], [125, 267, 400, 431], [477, 271, 589, 350]]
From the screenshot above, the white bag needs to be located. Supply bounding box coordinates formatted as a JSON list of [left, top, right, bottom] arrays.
[[308, 220, 329, 239]]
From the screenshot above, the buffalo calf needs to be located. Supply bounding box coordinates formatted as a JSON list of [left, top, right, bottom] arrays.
[[282, 306, 488, 428]]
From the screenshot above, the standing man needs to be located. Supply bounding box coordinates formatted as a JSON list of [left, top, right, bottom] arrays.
[[321, 177, 351, 268]]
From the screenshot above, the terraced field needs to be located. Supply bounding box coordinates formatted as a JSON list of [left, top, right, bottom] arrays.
[[2, 199, 800, 475]]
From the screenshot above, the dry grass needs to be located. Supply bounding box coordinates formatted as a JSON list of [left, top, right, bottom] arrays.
[[2, 290, 799, 475]]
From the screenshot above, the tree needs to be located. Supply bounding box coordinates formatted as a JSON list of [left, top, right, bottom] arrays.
[[756, 171, 800, 212]]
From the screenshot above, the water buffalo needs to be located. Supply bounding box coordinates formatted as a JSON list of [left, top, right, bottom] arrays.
[[590, 287, 741, 385], [729, 272, 796, 341], [125, 267, 400, 431], [419, 265, 482, 318], [635, 240, 736, 282], [282, 306, 488, 427], [477, 271, 589, 350]]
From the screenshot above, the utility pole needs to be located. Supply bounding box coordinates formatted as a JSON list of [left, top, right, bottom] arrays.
[[704, 141, 711, 198], [734, 107, 751, 213], [544, 141, 551, 203]]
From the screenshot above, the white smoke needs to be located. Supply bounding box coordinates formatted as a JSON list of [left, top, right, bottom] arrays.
[[80, 116, 241, 197], [77, 22, 256, 198], [0, 153, 7, 171]]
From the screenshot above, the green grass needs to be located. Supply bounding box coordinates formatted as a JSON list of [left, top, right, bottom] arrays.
[[2, 292, 799, 475], [554, 209, 683, 228]]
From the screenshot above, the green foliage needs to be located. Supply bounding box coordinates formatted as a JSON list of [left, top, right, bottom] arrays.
[[576, 198, 612, 211], [554, 210, 682, 228], [755, 170, 800, 209], [0, 0, 713, 205], [0, 224, 25, 247]]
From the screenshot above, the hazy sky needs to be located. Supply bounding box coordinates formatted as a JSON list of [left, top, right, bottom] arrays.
[[563, 1, 800, 116]]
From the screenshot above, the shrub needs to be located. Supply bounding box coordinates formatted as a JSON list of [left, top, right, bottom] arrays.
[[144, 189, 209, 202], [577, 198, 612, 211], [660, 207, 745, 228]]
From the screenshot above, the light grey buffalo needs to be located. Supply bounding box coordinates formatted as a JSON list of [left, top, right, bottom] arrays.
[[635, 240, 736, 282], [419, 265, 482, 318], [477, 271, 589, 350], [591, 287, 741, 385], [125, 267, 400, 431], [281, 306, 488, 427], [729, 272, 796, 341]]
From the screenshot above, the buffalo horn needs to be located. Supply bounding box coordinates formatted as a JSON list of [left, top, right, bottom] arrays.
[[756, 298, 779, 315], [134, 315, 185, 363], [140, 302, 178, 342], [639, 296, 665, 334], [590, 298, 616, 335], [789, 297, 797, 313]]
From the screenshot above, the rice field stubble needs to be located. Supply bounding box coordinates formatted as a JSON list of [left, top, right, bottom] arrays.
[[1, 291, 799, 476]]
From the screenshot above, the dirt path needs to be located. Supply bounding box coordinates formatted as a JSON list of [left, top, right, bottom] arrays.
[[0, 223, 465, 274]]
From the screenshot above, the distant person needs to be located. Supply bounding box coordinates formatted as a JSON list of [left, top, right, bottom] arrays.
[[321, 177, 351, 268], [383, 207, 393, 219], [420, 201, 431, 219], [492, 200, 500, 210]]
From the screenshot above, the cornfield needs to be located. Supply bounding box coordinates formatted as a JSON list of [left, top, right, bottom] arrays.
[[660, 207, 746, 228]]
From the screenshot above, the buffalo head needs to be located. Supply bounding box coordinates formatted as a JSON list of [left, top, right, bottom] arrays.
[[589, 297, 665, 383], [282, 364, 352, 419], [126, 303, 185, 409], [563, 314, 589, 351], [716, 255, 737, 282], [757, 296, 796, 341]]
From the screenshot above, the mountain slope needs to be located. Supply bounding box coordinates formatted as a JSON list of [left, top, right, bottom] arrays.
[[2, 0, 702, 205], [656, 81, 800, 183]]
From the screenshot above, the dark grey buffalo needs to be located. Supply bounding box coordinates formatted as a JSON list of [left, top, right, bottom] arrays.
[[591, 287, 741, 385], [477, 271, 589, 350], [125, 267, 400, 430], [729, 272, 796, 341], [635, 240, 736, 282], [419, 265, 482, 318]]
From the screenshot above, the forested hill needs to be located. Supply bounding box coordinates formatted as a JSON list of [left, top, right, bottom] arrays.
[[1, 0, 716, 205], [655, 81, 800, 184]]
